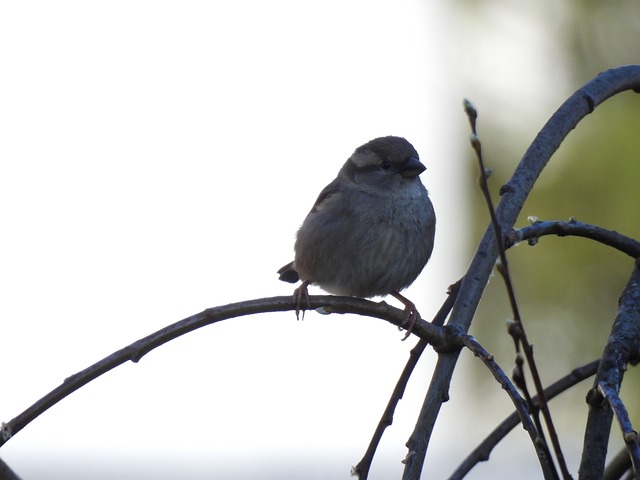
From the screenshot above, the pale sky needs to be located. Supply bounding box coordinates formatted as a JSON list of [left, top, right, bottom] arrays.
[[0, 1, 563, 479]]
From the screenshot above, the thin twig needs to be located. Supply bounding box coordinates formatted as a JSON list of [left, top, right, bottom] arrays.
[[580, 264, 640, 478], [0, 294, 450, 448], [597, 383, 640, 477], [464, 99, 523, 324], [464, 98, 569, 479], [353, 280, 462, 479], [402, 347, 463, 480], [508, 219, 640, 258], [461, 336, 554, 477], [449, 360, 599, 479]]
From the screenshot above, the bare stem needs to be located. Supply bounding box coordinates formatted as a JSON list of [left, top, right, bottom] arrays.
[[0, 294, 450, 448], [597, 383, 640, 477], [461, 336, 555, 477], [449, 360, 599, 479], [508, 219, 640, 258], [464, 98, 569, 479], [580, 263, 640, 478], [353, 280, 461, 479], [400, 65, 640, 480]]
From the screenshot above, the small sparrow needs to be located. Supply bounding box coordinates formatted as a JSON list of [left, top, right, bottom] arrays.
[[278, 136, 435, 336]]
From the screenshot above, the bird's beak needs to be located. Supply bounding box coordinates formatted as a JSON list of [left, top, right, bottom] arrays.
[[401, 156, 426, 178]]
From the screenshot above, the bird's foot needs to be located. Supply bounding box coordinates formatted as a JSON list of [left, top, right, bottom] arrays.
[[293, 281, 311, 320], [391, 291, 421, 341], [400, 308, 420, 341]]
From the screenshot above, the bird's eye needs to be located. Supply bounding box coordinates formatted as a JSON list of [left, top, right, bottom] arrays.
[[380, 160, 391, 170]]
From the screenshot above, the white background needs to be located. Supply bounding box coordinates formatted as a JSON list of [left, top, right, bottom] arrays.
[[0, 1, 559, 478]]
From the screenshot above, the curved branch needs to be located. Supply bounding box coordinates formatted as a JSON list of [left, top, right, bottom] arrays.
[[461, 65, 640, 333], [603, 447, 634, 480], [466, 99, 568, 478], [580, 264, 640, 477], [597, 382, 640, 477], [353, 279, 462, 480], [449, 360, 599, 479], [508, 219, 640, 258], [402, 65, 640, 480], [0, 294, 449, 448], [460, 336, 554, 477], [0, 456, 21, 480]]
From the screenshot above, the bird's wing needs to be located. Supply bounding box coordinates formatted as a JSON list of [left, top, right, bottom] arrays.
[[309, 179, 341, 215]]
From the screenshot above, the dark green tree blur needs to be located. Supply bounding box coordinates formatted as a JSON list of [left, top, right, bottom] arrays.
[[450, 0, 640, 471]]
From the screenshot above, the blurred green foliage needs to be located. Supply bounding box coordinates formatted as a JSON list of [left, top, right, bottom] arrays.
[[455, 0, 640, 464], [472, 94, 640, 369]]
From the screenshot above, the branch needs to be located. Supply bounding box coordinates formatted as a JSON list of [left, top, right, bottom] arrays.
[[466, 99, 568, 479], [508, 219, 640, 258], [580, 263, 640, 478], [464, 98, 523, 331], [604, 447, 634, 480], [449, 360, 599, 479], [0, 457, 21, 480], [460, 336, 554, 477], [0, 294, 449, 448], [353, 280, 462, 480], [597, 383, 640, 477], [401, 65, 640, 480]]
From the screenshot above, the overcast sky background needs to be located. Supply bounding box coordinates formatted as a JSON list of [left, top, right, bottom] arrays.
[[0, 2, 566, 478]]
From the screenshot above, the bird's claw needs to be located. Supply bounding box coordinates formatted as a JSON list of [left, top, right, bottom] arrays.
[[293, 281, 311, 320], [390, 290, 421, 341], [400, 308, 420, 341]]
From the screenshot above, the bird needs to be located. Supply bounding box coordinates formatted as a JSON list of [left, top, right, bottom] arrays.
[[277, 135, 435, 338]]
